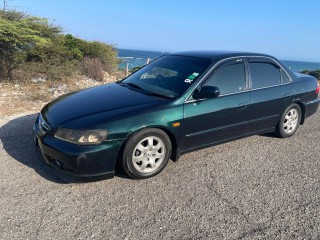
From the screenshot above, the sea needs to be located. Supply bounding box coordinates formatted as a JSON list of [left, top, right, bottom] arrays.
[[117, 48, 320, 73]]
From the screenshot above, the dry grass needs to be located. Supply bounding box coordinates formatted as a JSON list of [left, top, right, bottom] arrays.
[[82, 58, 104, 81], [0, 82, 46, 116], [0, 72, 123, 116]]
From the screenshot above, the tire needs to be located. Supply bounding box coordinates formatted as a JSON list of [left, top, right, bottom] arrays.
[[121, 128, 172, 179], [275, 103, 302, 138]]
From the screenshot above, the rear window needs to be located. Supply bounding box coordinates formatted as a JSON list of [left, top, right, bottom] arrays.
[[249, 62, 281, 89]]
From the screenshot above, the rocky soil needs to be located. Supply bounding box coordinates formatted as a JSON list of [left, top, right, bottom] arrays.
[[0, 72, 123, 116]]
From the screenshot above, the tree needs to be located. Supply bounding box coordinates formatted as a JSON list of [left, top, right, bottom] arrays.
[[2, 0, 8, 11], [64, 34, 117, 72], [301, 70, 320, 80], [0, 6, 118, 81], [0, 15, 53, 78]]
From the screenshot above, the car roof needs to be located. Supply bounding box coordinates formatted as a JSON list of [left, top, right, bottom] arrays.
[[169, 50, 274, 60]]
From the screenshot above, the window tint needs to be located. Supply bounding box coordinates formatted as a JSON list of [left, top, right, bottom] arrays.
[[204, 63, 246, 95], [281, 69, 291, 83], [141, 67, 178, 79], [123, 55, 212, 98], [249, 62, 281, 89]]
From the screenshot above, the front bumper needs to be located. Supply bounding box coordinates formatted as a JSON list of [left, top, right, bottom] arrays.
[[33, 115, 124, 178]]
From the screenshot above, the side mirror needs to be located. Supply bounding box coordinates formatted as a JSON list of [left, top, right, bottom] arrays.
[[193, 86, 220, 100]]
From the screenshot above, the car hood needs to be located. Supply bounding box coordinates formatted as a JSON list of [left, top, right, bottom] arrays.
[[42, 83, 165, 127]]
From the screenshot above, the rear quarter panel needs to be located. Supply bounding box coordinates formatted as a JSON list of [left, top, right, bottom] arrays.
[[292, 73, 318, 103]]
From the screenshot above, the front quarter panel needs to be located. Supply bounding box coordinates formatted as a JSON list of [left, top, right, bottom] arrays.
[[62, 101, 185, 146], [107, 102, 184, 142]]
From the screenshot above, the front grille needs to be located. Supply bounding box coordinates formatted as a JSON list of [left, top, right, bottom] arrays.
[[38, 114, 50, 135]]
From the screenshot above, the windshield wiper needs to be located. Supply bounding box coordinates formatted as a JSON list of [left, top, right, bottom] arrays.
[[126, 82, 143, 90], [118, 82, 174, 99], [117, 82, 143, 90], [143, 91, 175, 100]]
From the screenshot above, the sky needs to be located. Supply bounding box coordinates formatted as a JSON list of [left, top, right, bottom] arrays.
[[9, 0, 320, 62]]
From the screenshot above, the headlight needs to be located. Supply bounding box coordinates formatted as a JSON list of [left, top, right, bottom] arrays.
[[54, 128, 108, 145]]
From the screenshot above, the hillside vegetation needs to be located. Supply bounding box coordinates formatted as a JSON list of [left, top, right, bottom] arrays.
[[0, 8, 118, 82], [300, 70, 320, 80]]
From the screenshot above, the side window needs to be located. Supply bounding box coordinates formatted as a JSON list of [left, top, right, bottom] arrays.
[[281, 69, 291, 83], [249, 62, 281, 89], [204, 63, 246, 95]]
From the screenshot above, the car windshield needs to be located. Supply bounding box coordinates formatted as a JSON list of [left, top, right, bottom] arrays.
[[120, 55, 212, 99]]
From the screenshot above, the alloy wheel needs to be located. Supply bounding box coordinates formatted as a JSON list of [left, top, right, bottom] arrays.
[[283, 109, 299, 134], [132, 136, 166, 174]]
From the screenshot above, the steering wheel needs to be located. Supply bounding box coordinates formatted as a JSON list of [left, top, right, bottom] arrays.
[[156, 75, 164, 80], [156, 75, 168, 88]]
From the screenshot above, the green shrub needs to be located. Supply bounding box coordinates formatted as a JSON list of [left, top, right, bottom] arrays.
[[130, 66, 143, 73], [0, 14, 52, 79], [64, 34, 117, 72], [0, 8, 118, 82], [300, 70, 320, 80], [82, 58, 104, 81]]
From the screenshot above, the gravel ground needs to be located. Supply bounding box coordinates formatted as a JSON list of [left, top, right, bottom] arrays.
[[0, 111, 319, 240]]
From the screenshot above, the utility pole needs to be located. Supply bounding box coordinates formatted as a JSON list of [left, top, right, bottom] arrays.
[[2, 0, 8, 11], [125, 62, 129, 77]]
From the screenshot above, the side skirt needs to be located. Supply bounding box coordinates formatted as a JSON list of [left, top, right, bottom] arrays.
[[176, 127, 275, 158]]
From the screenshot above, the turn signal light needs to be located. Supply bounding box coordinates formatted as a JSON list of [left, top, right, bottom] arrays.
[[173, 122, 181, 127]]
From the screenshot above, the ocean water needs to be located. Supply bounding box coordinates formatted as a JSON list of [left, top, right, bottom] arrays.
[[117, 48, 320, 73], [281, 60, 320, 72], [117, 49, 167, 69]]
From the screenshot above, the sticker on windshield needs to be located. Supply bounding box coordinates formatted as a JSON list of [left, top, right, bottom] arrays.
[[192, 72, 199, 77], [184, 72, 199, 84]]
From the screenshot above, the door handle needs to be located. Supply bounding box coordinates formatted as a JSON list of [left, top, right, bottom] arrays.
[[236, 105, 247, 110], [284, 94, 291, 99]]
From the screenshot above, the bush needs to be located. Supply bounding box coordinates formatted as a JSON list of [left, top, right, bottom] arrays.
[[64, 34, 117, 72], [300, 70, 320, 80], [0, 8, 118, 82], [0, 14, 52, 79], [82, 58, 104, 81], [130, 66, 143, 73]]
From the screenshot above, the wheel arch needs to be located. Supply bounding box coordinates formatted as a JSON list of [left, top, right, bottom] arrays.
[[155, 127, 180, 161], [116, 126, 180, 169], [294, 101, 306, 125]]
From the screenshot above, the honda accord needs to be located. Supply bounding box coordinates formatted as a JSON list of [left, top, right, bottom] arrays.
[[33, 51, 320, 179]]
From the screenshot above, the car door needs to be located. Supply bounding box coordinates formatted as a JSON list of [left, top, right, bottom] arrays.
[[181, 58, 251, 151], [247, 57, 293, 132]]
